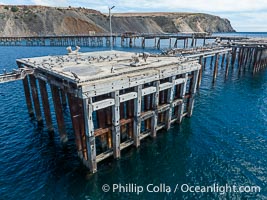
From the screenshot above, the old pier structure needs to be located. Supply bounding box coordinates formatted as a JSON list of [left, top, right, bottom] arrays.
[[15, 51, 204, 172]]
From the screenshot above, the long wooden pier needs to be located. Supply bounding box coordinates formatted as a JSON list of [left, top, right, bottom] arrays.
[[0, 36, 266, 173], [0, 33, 247, 49]]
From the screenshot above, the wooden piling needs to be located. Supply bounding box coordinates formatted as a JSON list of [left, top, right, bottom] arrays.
[[142, 38, 145, 48], [50, 85, 67, 143], [212, 53, 219, 83], [67, 94, 84, 158], [174, 38, 178, 48], [29, 75, 42, 123], [22, 76, 34, 117], [225, 52, 230, 78], [38, 79, 54, 132], [197, 56, 203, 89], [157, 39, 161, 49]]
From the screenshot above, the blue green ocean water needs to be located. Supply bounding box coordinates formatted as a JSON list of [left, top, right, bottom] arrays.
[[0, 33, 266, 199]]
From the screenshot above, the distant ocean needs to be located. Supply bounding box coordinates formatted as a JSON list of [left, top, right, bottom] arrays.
[[0, 32, 266, 199]]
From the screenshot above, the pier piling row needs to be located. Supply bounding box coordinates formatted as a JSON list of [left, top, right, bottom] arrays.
[[16, 51, 200, 173], [0, 33, 247, 48]]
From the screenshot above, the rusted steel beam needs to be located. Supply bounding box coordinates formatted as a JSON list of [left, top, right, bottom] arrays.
[[78, 97, 88, 159], [94, 128, 110, 137], [29, 75, 42, 123], [96, 96, 108, 151], [73, 115, 83, 156], [50, 85, 68, 143], [127, 99, 134, 139], [144, 94, 150, 130], [105, 105, 112, 148], [120, 118, 133, 126], [38, 79, 54, 132], [67, 93, 84, 157], [22, 76, 34, 117]]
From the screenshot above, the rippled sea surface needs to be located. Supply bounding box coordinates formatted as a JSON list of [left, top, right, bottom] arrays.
[[0, 33, 266, 199]]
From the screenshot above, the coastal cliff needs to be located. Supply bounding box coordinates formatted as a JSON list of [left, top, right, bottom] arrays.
[[0, 5, 235, 36]]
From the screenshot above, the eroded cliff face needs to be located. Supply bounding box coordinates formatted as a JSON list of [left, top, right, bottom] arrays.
[[0, 5, 235, 36]]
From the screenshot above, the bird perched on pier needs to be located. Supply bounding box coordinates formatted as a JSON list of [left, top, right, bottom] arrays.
[[142, 52, 150, 62], [71, 72, 80, 81], [66, 46, 81, 55], [111, 66, 115, 73]]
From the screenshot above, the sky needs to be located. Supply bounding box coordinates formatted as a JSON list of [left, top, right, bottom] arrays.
[[0, 0, 266, 32]]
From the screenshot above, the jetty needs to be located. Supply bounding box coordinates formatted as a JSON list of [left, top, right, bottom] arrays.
[[0, 32, 247, 48], [0, 34, 267, 173]]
